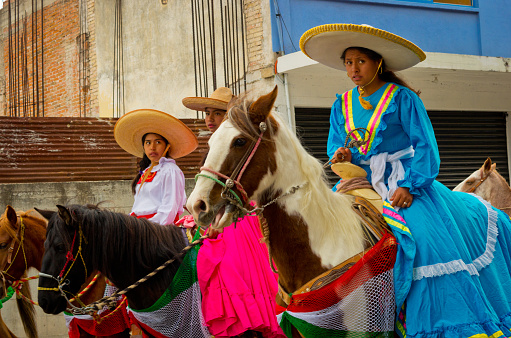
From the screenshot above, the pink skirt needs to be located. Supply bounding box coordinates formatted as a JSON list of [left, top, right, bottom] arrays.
[[197, 215, 286, 338]]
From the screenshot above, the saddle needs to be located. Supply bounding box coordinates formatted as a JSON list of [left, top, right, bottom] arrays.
[[331, 162, 384, 213], [277, 193, 391, 307]]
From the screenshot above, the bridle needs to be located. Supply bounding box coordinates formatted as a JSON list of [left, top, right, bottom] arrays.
[[38, 222, 89, 311], [1, 215, 27, 296], [467, 166, 495, 193], [196, 121, 267, 218], [196, 120, 306, 219], [466, 166, 511, 212]]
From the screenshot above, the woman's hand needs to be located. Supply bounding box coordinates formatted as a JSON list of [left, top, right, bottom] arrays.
[[331, 147, 352, 164], [390, 187, 413, 208]]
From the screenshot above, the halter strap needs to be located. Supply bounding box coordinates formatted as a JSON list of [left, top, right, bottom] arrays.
[[197, 121, 268, 209], [468, 165, 494, 193], [38, 224, 88, 298], [1, 216, 27, 282]]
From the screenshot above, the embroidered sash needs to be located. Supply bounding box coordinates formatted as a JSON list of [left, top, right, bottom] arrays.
[[342, 83, 398, 155]]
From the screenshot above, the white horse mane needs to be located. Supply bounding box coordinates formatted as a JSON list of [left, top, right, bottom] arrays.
[[257, 113, 366, 267]]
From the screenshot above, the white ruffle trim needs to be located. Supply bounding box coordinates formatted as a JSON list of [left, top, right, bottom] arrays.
[[412, 195, 498, 281]]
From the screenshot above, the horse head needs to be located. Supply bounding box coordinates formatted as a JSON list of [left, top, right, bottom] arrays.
[[0, 206, 19, 298], [453, 157, 498, 200], [37, 205, 93, 314], [188, 85, 280, 230], [1, 205, 47, 338], [454, 157, 511, 215]]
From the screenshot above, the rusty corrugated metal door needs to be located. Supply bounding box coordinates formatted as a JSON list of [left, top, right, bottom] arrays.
[[295, 108, 509, 189], [0, 117, 208, 183]]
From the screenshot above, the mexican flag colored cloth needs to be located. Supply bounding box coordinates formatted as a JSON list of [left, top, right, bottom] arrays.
[[276, 231, 397, 338], [64, 282, 131, 338], [127, 230, 210, 338]]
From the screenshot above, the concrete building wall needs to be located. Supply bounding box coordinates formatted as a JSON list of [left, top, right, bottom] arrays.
[[95, 0, 197, 119]]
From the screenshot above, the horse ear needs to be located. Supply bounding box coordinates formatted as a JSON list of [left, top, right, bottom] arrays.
[[5, 205, 18, 228], [57, 205, 73, 226], [483, 157, 493, 174], [34, 207, 55, 221], [249, 85, 278, 124]]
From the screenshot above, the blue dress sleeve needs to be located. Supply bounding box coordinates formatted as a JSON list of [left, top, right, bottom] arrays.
[[396, 89, 440, 194], [327, 94, 364, 165]]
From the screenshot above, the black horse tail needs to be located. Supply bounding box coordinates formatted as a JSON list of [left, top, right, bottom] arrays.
[[17, 276, 38, 338]]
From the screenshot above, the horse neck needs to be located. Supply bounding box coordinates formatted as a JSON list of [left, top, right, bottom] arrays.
[[84, 215, 183, 310], [257, 127, 366, 292]]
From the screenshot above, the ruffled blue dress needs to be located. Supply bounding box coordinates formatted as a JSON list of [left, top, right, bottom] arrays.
[[328, 83, 511, 338]]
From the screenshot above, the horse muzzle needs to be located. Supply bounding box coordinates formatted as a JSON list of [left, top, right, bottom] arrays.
[[38, 291, 68, 314], [190, 198, 236, 229]]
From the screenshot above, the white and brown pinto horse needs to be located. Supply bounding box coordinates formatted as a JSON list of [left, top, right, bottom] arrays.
[[454, 157, 511, 216], [187, 86, 394, 337]]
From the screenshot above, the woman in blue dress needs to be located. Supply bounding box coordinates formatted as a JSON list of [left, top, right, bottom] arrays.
[[300, 24, 511, 337]]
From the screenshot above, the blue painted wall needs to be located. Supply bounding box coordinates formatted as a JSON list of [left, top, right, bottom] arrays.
[[270, 0, 511, 58]]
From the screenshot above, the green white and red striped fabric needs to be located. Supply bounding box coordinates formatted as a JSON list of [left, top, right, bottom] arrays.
[[276, 232, 397, 338]]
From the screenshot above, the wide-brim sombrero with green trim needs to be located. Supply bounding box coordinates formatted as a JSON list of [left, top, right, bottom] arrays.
[[182, 87, 234, 112], [300, 24, 426, 71], [114, 109, 198, 159]]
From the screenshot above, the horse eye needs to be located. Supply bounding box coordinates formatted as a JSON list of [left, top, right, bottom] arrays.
[[0, 243, 8, 250], [233, 138, 247, 147], [55, 244, 66, 253]]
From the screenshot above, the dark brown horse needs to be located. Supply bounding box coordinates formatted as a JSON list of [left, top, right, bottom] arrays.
[[37, 204, 210, 338], [0, 206, 45, 338]]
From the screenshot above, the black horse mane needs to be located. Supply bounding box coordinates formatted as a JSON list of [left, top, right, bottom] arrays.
[[47, 204, 186, 289]]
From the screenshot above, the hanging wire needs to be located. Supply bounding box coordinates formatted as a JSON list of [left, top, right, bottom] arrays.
[[190, 0, 248, 107], [7, 0, 44, 117], [78, 0, 90, 117], [272, 0, 297, 53], [112, 0, 125, 118]]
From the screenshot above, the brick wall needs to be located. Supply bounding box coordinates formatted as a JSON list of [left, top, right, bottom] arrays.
[[1, 0, 98, 118], [245, 0, 264, 73], [243, 0, 276, 92], [39, 0, 80, 117]]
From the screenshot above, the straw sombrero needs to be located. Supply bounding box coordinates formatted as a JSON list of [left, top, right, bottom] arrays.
[[114, 109, 198, 159], [300, 24, 426, 72], [182, 87, 234, 112]]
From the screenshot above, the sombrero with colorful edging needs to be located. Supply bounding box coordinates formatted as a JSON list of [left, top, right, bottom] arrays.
[[182, 87, 234, 112], [300, 24, 426, 71], [114, 109, 198, 159]]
